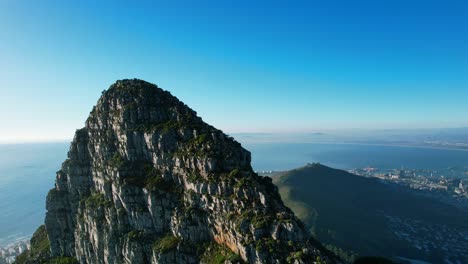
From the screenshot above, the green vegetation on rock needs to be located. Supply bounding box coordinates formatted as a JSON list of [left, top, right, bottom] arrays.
[[126, 230, 155, 244], [14, 224, 50, 263], [153, 234, 180, 254], [131, 120, 181, 134], [29, 225, 50, 257], [121, 162, 176, 193], [108, 152, 125, 168], [172, 133, 215, 158], [14, 225, 79, 264], [251, 214, 274, 229], [84, 193, 112, 209], [199, 242, 243, 264]]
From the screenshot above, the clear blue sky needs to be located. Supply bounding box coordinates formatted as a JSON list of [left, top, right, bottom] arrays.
[[0, 0, 467, 143]]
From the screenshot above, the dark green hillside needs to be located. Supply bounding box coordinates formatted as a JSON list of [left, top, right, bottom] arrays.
[[273, 163, 468, 263]]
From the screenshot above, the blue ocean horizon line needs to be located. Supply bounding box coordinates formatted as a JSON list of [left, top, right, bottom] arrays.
[[244, 140, 468, 152], [244, 142, 468, 172]]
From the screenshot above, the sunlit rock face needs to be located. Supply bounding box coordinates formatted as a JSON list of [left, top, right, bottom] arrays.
[[45, 79, 334, 264]]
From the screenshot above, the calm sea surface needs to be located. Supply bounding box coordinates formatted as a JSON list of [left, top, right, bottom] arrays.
[[1, 142, 468, 246], [244, 142, 468, 172], [0, 143, 68, 247]]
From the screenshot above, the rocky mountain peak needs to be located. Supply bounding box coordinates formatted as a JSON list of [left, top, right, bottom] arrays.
[[90, 79, 200, 131], [42, 79, 335, 263], [84, 78, 249, 174]]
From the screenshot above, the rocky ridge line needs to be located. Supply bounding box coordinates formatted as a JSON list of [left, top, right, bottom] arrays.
[[43, 79, 335, 264]]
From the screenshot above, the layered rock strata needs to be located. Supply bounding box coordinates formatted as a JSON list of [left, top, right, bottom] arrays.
[[45, 79, 334, 264]]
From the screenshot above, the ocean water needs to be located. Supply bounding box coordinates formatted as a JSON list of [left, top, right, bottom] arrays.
[[243, 142, 468, 172], [1, 142, 468, 247], [0, 143, 68, 247]]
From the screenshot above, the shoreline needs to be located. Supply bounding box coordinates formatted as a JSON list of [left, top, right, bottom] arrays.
[[0, 236, 30, 249]]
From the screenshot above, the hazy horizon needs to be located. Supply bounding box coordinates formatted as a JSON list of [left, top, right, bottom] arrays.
[[2, 126, 468, 145]]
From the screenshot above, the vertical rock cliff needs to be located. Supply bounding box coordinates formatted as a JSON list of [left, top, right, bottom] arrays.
[[44, 79, 334, 264]]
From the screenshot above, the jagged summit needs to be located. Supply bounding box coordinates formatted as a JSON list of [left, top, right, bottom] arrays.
[[38, 80, 336, 263], [83, 79, 250, 174], [91, 79, 202, 129]]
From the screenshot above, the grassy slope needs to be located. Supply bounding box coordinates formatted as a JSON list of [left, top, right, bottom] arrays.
[[14, 225, 78, 264], [273, 163, 467, 262]]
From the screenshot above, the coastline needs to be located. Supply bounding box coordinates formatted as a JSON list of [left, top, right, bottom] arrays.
[[0, 238, 30, 264], [0, 236, 31, 249]]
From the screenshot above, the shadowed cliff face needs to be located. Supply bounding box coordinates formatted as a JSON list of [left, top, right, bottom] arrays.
[[45, 79, 334, 264]]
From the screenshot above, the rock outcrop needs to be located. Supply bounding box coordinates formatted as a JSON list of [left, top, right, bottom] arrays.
[[44, 79, 335, 264]]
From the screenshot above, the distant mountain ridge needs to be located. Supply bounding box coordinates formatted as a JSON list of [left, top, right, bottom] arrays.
[[273, 163, 468, 263]]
